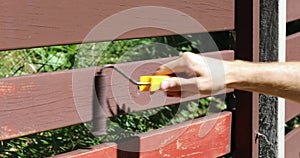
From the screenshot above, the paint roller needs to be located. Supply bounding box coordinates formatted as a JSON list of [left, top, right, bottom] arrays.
[[92, 64, 170, 136]]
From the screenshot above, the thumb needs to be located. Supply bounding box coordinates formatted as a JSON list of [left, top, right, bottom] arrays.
[[160, 77, 199, 93]]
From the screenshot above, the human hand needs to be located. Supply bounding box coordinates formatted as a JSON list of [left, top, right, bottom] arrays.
[[155, 52, 229, 97]]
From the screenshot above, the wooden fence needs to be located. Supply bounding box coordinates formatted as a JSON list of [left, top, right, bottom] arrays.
[[285, 0, 300, 157], [0, 0, 299, 157]]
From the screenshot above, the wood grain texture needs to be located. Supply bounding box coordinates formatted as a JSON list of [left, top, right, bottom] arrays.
[[54, 112, 231, 158], [259, 0, 282, 157], [287, 0, 300, 22], [286, 32, 300, 61], [0, 0, 234, 50], [285, 126, 300, 158], [285, 100, 300, 122], [0, 50, 234, 140]]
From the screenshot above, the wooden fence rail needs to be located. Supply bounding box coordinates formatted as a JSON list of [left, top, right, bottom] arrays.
[[54, 112, 232, 158], [1, 0, 300, 157], [0, 0, 234, 50], [287, 0, 300, 22]]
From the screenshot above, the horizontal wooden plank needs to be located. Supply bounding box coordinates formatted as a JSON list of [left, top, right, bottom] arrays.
[[285, 100, 300, 122], [0, 50, 234, 140], [286, 32, 300, 61], [54, 143, 118, 158], [0, 0, 234, 50], [285, 126, 300, 158], [54, 111, 231, 158], [287, 0, 300, 22]]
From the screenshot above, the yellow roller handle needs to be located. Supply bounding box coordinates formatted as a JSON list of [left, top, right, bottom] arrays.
[[139, 76, 170, 92]]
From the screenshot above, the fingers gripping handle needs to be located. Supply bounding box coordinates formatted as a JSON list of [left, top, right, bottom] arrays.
[[139, 76, 170, 92]]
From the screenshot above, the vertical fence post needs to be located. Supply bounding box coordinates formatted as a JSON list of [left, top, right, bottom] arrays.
[[259, 0, 286, 157], [234, 0, 260, 157]]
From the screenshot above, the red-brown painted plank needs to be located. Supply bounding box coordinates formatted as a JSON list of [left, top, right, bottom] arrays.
[[285, 100, 300, 122], [0, 0, 234, 50], [286, 32, 300, 61], [54, 111, 231, 158], [285, 126, 300, 158], [0, 51, 234, 140], [287, 0, 300, 22], [53, 143, 118, 158], [286, 32, 300, 122]]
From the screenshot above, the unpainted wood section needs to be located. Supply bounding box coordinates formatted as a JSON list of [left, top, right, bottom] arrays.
[[286, 32, 300, 61], [0, 0, 234, 50], [287, 0, 300, 22], [54, 112, 231, 158], [285, 100, 300, 122], [0, 51, 234, 140], [285, 126, 300, 158]]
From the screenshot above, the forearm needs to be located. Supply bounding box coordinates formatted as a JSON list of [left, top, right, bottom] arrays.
[[225, 60, 300, 103]]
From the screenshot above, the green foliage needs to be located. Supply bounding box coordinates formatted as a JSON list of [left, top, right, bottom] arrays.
[[286, 116, 300, 134], [0, 45, 77, 77], [0, 124, 102, 157], [74, 35, 198, 68]]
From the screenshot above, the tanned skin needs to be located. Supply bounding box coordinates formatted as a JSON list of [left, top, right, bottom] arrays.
[[155, 52, 300, 103]]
